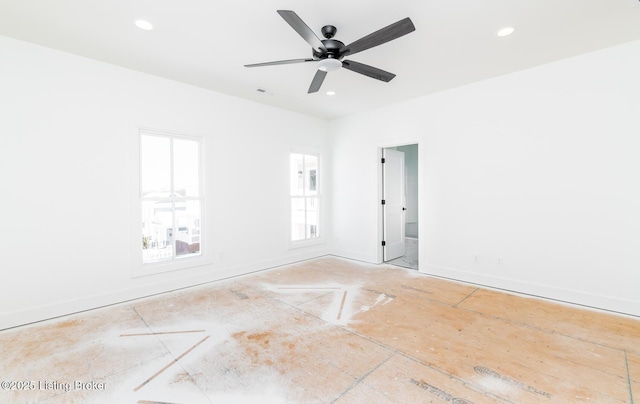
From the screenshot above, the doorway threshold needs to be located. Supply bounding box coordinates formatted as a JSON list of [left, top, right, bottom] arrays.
[[385, 238, 418, 270]]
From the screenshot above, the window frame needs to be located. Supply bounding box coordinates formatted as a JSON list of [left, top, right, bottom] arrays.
[[131, 127, 209, 277], [288, 150, 324, 249]]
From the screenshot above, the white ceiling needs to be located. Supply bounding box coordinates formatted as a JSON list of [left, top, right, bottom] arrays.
[[2, 0, 640, 120]]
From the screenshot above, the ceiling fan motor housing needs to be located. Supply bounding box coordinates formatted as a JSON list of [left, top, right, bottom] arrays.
[[314, 38, 345, 59]]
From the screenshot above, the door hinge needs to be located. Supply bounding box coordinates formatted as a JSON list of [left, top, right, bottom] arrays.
[[381, 199, 386, 205], [381, 157, 385, 163], [382, 241, 386, 246]]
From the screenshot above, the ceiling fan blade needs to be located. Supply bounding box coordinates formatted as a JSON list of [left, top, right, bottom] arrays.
[[340, 17, 415, 57], [245, 58, 316, 68], [342, 60, 396, 82], [277, 10, 327, 54], [308, 70, 327, 93]]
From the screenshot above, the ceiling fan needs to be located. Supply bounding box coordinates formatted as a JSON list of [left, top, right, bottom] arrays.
[[245, 10, 415, 94]]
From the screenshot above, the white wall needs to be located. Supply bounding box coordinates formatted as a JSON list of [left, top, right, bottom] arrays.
[[329, 39, 640, 316], [2, 33, 638, 329], [0, 36, 330, 330]]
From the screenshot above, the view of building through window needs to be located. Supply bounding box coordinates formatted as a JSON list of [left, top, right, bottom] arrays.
[[140, 132, 202, 264], [290, 153, 320, 242]]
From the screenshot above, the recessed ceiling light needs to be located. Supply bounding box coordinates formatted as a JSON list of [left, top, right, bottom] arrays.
[[496, 26, 515, 37], [135, 20, 154, 31], [326, 91, 336, 96]]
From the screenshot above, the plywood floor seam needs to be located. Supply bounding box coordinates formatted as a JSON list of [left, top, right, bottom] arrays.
[[2, 256, 639, 403], [453, 287, 481, 308], [624, 351, 635, 404], [330, 352, 397, 403], [395, 350, 515, 404], [457, 305, 637, 357]]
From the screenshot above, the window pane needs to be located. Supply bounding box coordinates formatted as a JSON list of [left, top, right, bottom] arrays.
[[308, 169, 317, 193], [175, 200, 202, 258], [290, 153, 304, 196], [141, 135, 171, 197], [142, 199, 174, 263], [291, 197, 306, 241], [173, 138, 199, 197], [305, 155, 318, 195], [306, 197, 320, 238]]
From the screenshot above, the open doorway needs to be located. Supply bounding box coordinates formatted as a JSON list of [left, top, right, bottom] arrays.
[[382, 144, 419, 270]]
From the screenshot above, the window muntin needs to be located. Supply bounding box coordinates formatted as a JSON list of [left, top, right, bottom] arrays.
[[290, 153, 320, 242], [140, 132, 202, 264]]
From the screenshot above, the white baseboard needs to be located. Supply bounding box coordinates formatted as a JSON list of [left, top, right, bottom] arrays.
[[421, 264, 640, 318], [0, 249, 329, 331], [330, 249, 379, 264], [5, 253, 636, 331]]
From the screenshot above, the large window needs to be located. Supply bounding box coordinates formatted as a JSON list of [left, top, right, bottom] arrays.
[[290, 153, 320, 242], [140, 131, 202, 264]]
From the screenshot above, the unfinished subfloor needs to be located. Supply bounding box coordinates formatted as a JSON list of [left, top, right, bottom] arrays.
[[1, 256, 639, 403]]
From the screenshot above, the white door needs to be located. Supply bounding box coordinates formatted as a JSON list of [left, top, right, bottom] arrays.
[[383, 149, 405, 261]]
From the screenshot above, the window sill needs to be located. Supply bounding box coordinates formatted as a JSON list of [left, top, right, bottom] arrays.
[[131, 254, 213, 278], [288, 237, 325, 250]]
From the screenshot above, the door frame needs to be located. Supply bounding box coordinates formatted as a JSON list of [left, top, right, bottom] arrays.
[[377, 140, 422, 270]]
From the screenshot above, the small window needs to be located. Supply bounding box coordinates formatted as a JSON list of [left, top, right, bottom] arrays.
[[290, 153, 320, 242], [140, 131, 202, 265]]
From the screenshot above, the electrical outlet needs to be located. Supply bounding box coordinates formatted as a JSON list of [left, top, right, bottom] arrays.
[[474, 255, 479, 264], [497, 258, 503, 266]]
